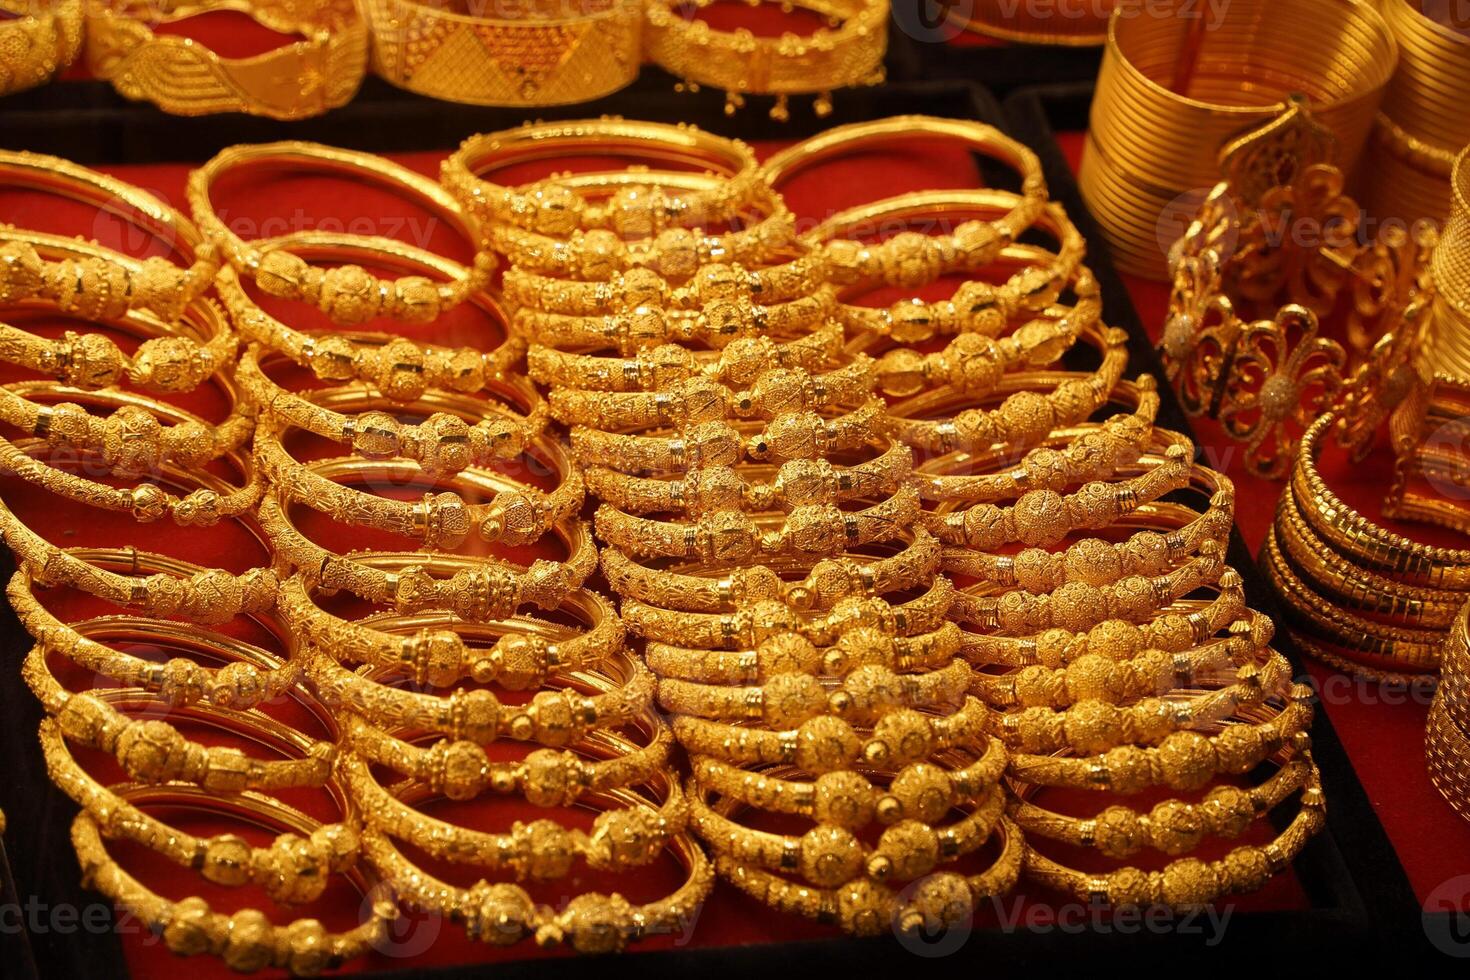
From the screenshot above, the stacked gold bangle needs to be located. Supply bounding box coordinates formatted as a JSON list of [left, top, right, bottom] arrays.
[[1081, 0, 1396, 279], [1429, 147, 1470, 379], [1428, 596, 1470, 824]]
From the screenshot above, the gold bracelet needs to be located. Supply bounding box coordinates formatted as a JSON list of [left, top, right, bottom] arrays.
[[444, 119, 763, 236], [645, 0, 886, 119], [645, 621, 965, 685], [238, 345, 546, 476], [85, 0, 368, 120], [344, 707, 672, 805], [0, 152, 218, 321], [71, 798, 393, 975], [359, 818, 713, 953], [717, 816, 1023, 937], [39, 710, 354, 900], [0, 0, 81, 96], [304, 626, 653, 746], [601, 525, 937, 614], [691, 775, 1004, 887], [659, 656, 973, 728], [216, 239, 517, 401], [672, 697, 991, 771], [361, 0, 641, 108], [690, 739, 1006, 829], [1427, 690, 1470, 825], [189, 141, 485, 324]]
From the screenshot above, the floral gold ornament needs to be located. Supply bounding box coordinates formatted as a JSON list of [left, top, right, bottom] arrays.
[[0, 0, 81, 96]]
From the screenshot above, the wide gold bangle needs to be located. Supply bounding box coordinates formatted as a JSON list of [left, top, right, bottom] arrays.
[[1427, 687, 1470, 825], [71, 796, 393, 976], [360, 817, 713, 953], [691, 774, 1004, 887], [0, 0, 81, 95], [84, 0, 368, 120], [361, 0, 641, 107], [717, 815, 1023, 936], [690, 739, 1007, 829], [189, 141, 485, 325], [443, 119, 763, 236]]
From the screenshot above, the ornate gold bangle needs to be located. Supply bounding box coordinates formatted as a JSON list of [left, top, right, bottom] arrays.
[[39, 710, 353, 900], [280, 579, 623, 690], [216, 241, 517, 401], [340, 747, 683, 876], [238, 345, 546, 476], [359, 818, 713, 953], [344, 707, 672, 805], [690, 739, 1006, 829], [528, 322, 844, 392], [0, 152, 218, 321], [259, 496, 597, 618], [645, 0, 886, 119], [1021, 759, 1325, 908], [1012, 753, 1315, 858], [443, 119, 763, 236], [691, 775, 1004, 887], [189, 141, 484, 324], [592, 483, 918, 563], [361, 0, 641, 107], [961, 576, 1249, 670], [600, 525, 937, 614], [672, 697, 991, 771], [889, 327, 1131, 454], [717, 815, 1023, 937], [0, 0, 81, 96], [645, 622, 965, 686], [85, 0, 368, 120], [304, 628, 653, 746], [658, 656, 973, 728], [586, 440, 909, 517], [1427, 690, 1470, 825], [622, 578, 953, 650], [71, 799, 393, 976]]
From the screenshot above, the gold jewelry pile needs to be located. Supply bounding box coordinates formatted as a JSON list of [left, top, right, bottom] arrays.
[[0, 116, 1324, 974]]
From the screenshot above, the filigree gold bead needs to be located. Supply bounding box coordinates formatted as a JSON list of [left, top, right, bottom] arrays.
[[763, 672, 826, 728], [562, 893, 635, 954], [719, 337, 776, 385], [1103, 745, 1152, 794], [781, 505, 845, 556], [1094, 807, 1146, 858], [263, 832, 330, 904], [744, 599, 800, 644], [652, 228, 698, 279], [308, 334, 358, 382], [808, 560, 861, 610], [285, 918, 330, 976], [372, 337, 428, 402], [1011, 549, 1055, 592], [429, 740, 488, 801], [486, 634, 549, 691], [130, 483, 170, 522], [525, 820, 575, 879], [169, 422, 217, 470], [1011, 490, 1067, 548], [843, 664, 902, 718], [1065, 538, 1123, 585], [456, 689, 501, 743], [1053, 379, 1095, 421], [528, 691, 576, 746], [311, 823, 359, 873], [350, 410, 401, 460], [756, 411, 823, 460], [692, 262, 740, 302], [962, 504, 1007, 551], [608, 185, 657, 238], [881, 232, 942, 289], [872, 821, 939, 880], [1161, 858, 1218, 907], [1062, 700, 1124, 753], [44, 401, 91, 448], [104, 405, 164, 477], [997, 591, 1046, 635], [132, 335, 206, 392], [1213, 723, 1266, 774], [1130, 698, 1175, 744], [695, 510, 757, 562], [469, 882, 534, 945], [836, 878, 890, 936], [876, 347, 927, 397], [945, 333, 1005, 392], [413, 414, 471, 475], [442, 347, 486, 392], [795, 715, 861, 772], [183, 568, 246, 625], [996, 390, 1053, 443], [686, 420, 741, 467], [0, 241, 44, 303], [813, 770, 875, 829], [683, 466, 743, 514], [222, 908, 275, 972], [902, 871, 972, 935], [212, 661, 264, 709], [1221, 845, 1271, 892], [60, 330, 125, 389], [162, 895, 214, 956], [1087, 620, 1143, 660], [1034, 628, 1076, 669], [1149, 800, 1206, 855], [256, 249, 313, 298], [1157, 731, 1217, 791], [870, 710, 934, 766], [758, 633, 821, 675], [798, 826, 864, 887], [888, 763, 951, 824], [392, 276, 441, 323], [1063, 655, 1123, 704], [528, 182, 581, 236], [142, 573, 187, 616], [523, 749, 578, 807], [318, 265, 379, 325], [1105, 867, 1155, 907], [593, 808, 661, 867], [200, 834, 253, 887], [573, 230, 624, 281], [729, 564, 782, 604], [158, 658, 208, 705], [1201, 785, 1254, 837], [1110, 576, 1155, 621], [1051, 582, 1107, 633]]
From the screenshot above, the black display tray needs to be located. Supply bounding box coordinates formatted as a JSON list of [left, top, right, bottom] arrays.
[[0, 72, 1403, 977]]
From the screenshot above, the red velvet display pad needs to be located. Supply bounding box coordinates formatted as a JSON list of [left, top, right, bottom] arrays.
[[0, 132, 1321, 978], [1056, 130, 1470, 907]]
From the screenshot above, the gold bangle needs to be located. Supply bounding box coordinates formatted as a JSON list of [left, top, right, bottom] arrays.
[[189, 141, 485, 325], [658, 656, 973, 727], [950, 0, 1106, 46], [361, 0, 641, 107], [645, 0, 887, 119], [645, 621, 965, 685], [0, 151, 218, 321], [71, 801, 393, 976], [717, 815, 1023, 936], [303, 621, 653, 745], [343, 707, 673, 805], [279, 578, 623, 690], [0, 0, 81, 96], [443, 119, 763, 236], [600, 525, 937, 614], [1427, 690, 1470, 825], [690, 775, 1004, 887], [84, 0, 368, 120], [690, 739, 1007, 829], [672, 697, 991, 771], [259, 495, 597, 618], [359, 818, 713, 953]]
